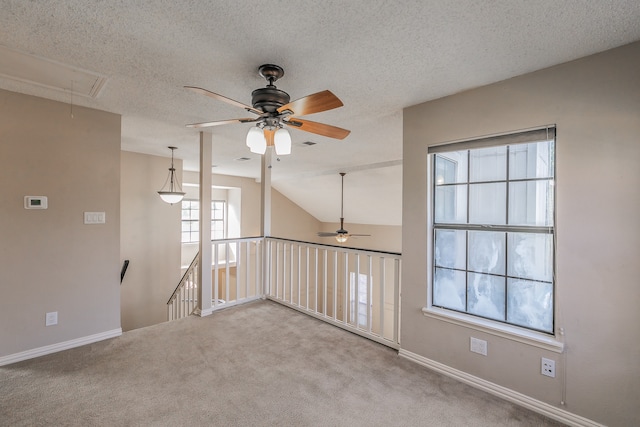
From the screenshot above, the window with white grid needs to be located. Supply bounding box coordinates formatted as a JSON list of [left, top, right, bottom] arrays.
[[429, 127, 555, 333], [181, 200, 226, 243]]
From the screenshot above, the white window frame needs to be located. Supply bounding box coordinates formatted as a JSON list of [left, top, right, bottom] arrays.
[[181, 200, 226, 243], [423, 126, 564, 353]]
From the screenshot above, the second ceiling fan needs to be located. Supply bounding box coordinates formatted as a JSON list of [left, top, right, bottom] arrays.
[[317, 172, 371, 243], [185, 64, 350, 155]]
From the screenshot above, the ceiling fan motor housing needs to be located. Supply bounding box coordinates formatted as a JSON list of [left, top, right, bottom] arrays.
[[251, 87, 290, 113]]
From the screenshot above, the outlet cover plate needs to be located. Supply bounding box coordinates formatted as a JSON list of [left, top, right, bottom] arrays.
[[541, 357, 555, 377], [470, 337, 487, 356], [45, 311, 58, 326]]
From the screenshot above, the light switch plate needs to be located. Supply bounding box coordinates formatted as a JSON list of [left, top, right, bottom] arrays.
[[84, 212, 105, 224]]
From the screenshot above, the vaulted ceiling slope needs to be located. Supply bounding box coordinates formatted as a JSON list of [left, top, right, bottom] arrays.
[[1, 1, 639, 225]]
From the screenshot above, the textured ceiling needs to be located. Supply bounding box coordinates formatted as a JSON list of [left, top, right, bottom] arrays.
[[1, 1, 639, 225]]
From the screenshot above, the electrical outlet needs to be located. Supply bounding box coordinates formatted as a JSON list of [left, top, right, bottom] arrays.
[[45, 311, 58, 326], [470, 337, 487, 356], [541, 357, 555, 377]]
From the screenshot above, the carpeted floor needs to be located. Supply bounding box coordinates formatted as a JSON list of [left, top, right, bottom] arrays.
[[0, 300, 564, 426]]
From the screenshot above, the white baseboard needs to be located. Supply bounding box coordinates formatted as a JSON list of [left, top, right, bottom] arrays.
[[0, 328, 122, 367], [398, 349, 603, 427], [196, 297, 263, 318]]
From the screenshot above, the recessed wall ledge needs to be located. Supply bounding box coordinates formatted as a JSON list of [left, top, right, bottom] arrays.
[[422, 307, 564, 353]]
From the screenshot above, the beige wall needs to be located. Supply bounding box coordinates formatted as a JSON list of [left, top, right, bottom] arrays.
[[402, 42, 640, 426], [272, 189, 323, 242], [120, 151, 182, 331], [0, 89, 121, 358]]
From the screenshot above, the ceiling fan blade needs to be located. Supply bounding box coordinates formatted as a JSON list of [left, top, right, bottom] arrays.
[[348, 234, 371, 237], [185, 86, 263, 115], [285, 118, 350, 140], [277, 90, 343, 116], [317, 232, 339, 237], [186, 118, 258, 128]]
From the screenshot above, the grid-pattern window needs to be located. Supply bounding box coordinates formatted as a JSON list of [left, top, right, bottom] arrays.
[[430, 127, 555, 333], [181, 200, 226, 243]]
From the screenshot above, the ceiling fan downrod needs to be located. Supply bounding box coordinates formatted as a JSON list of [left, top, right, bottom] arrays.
[[338, 172, 347, 234], [258, 64, 284, 87]]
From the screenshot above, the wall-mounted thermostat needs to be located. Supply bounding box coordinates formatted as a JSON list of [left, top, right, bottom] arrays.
[[24, 196, 48, 209]]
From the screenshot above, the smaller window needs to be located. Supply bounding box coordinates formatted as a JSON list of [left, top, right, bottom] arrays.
[[181, 200, 226, 243]]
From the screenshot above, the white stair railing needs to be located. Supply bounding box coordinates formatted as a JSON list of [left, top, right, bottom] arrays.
[[167, 253, 199, 321], [168, 237, 264, 321]]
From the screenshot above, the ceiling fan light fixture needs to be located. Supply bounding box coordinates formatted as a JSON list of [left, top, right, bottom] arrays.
[[157, 146, 185, 205], [246, 126, 267, 154], [335, 234, 349, 243], [274, 127, 291, 155]]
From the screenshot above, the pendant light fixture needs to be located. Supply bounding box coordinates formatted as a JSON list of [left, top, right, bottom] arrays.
[[157, 146, 185, 204]]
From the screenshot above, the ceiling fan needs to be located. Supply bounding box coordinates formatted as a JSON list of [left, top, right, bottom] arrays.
[[317, 172, 371, 243], [185, 64, 350, 155]]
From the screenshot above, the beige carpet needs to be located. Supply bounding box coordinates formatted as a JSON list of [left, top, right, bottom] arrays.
[[0, 300, 564, 426]]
